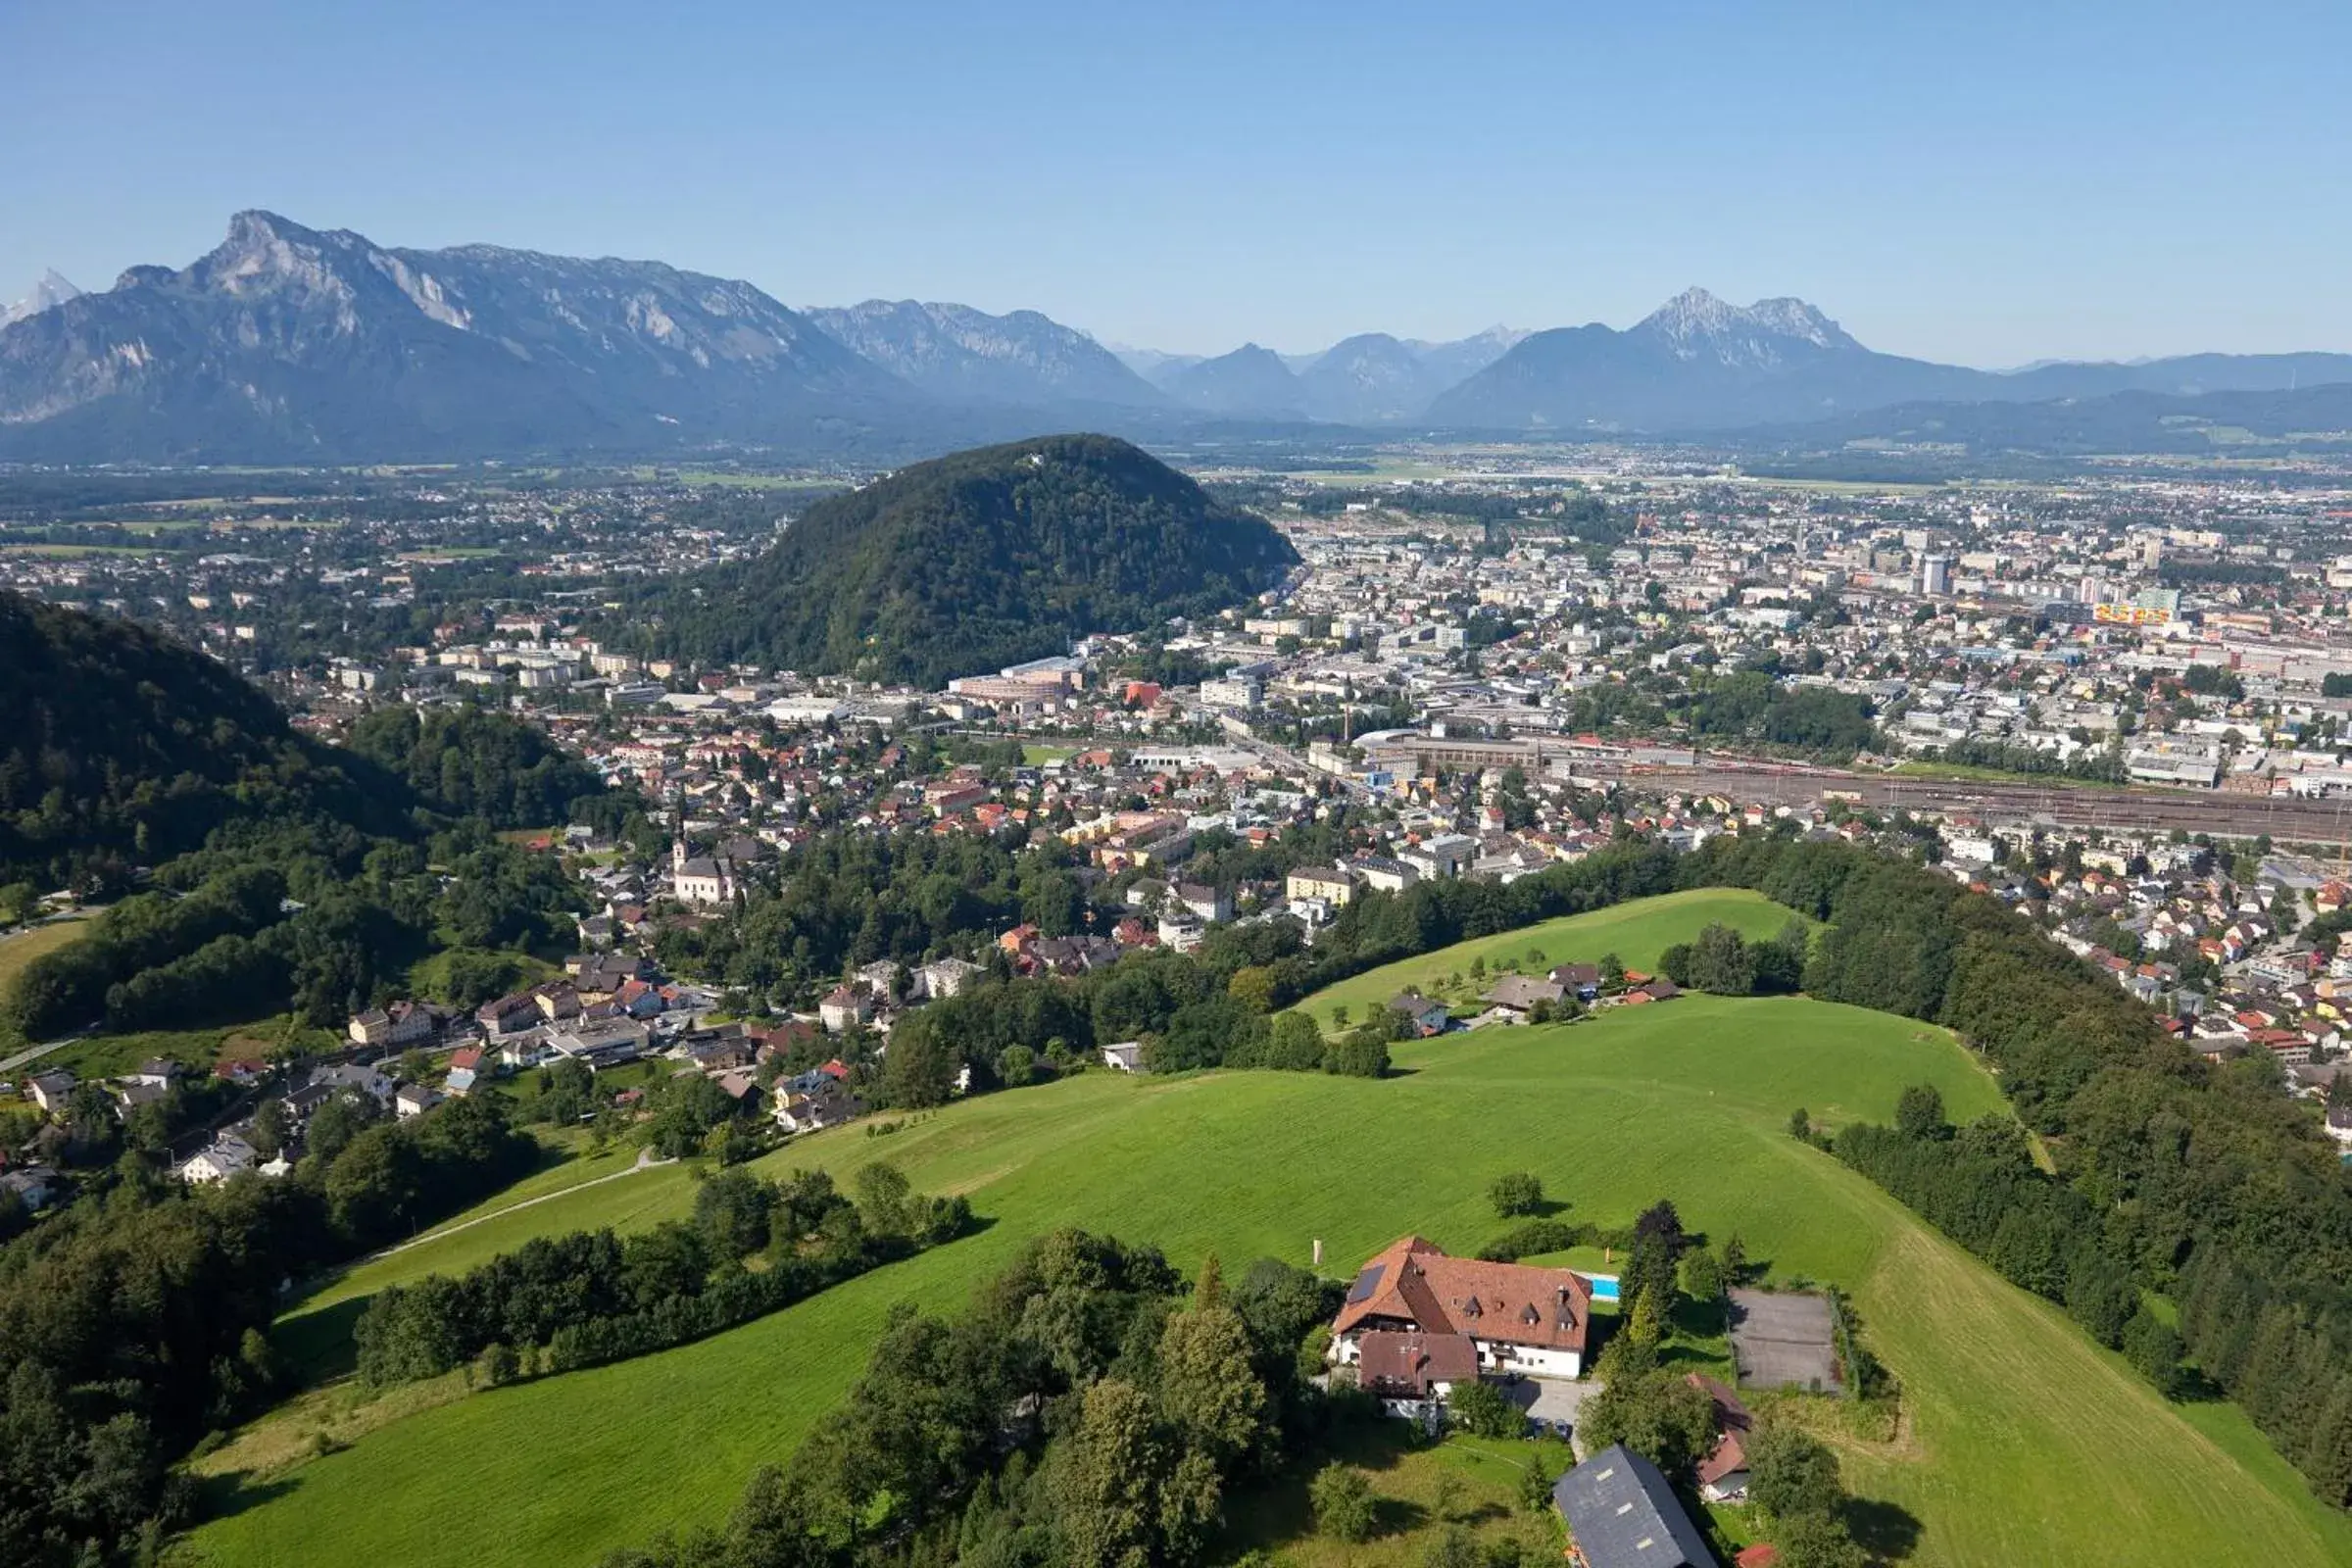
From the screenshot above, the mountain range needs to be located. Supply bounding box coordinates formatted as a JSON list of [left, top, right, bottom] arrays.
[[3, 211, 2351, 463]]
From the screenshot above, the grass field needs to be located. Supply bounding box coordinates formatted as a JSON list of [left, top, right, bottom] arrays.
[[32, 1015, 335, 1081], [183, 898, 2352, 1568], [1021, 743, 1078, 765], [0, 918, 87, 1003], [1302, 888, 1796, 1032]]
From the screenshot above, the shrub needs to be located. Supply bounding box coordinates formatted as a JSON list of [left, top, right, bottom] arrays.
[[1309, 1462, 1377, 1544]]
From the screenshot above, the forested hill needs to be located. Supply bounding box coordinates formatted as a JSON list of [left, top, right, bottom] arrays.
[[0, 591, 399, 888], [0, 592, 608, 891], [650, 434, 1299, 688]]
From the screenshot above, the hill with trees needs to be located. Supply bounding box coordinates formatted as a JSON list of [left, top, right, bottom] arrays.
[[0, 594, 626, 1041], [650, 434, 1298, 687]]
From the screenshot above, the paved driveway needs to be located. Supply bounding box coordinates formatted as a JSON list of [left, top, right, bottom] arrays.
[[1503, 1374, 1590, 1435]]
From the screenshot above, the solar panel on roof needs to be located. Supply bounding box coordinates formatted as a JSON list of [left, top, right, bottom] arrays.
[[1346, 1263, 1386, 1303]]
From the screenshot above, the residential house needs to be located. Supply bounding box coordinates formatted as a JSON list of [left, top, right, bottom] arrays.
[[348, 1001, 435, 1049], [771, 1077, 862, 1134], [176, 1134, 260, 1185], [1332, 1235, 1593, 1380], [1689, 1374, 1754, 1503], [445, 1047, 485, 1096], [1354, 1329, 1483, 1419], [818, 986, 873, 1033], [919, 956, 987, 1000], [1549, 962, 1602, 1001], [0, 1163, 61, 1212], [1550, 1445, 1714, 1568], [395, 1084, 444, 1118], [1172, 882, 1234, 923], [1483, 975, 1566, 1011], [1389, 995, 1452, 1037], [477, 992, 541, 1040], [129, 1058, 183, 1089], [26, 1070, 75, 1114]]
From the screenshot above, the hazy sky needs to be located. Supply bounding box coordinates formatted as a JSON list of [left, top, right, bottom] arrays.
[[6, 0, 2349, 366]]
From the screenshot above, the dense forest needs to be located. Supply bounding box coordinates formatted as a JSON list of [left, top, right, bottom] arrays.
[[0, 591, 403, 890], [0, 596, 619, 1042], [643, 434, 1299, 688]]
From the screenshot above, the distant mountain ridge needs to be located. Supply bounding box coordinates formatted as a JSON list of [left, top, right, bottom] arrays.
[[4, 211, 2351, 461], [1427, 287, 2352, 432], [0, 211, 912, 462], [803, 299, 1167, 409]]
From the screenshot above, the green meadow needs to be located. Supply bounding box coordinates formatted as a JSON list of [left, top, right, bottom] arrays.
[[183, 896, 2352, 1568], [1302, 886, 1796, 1031]]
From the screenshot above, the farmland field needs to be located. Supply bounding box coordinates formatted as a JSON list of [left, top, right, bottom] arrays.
[[184, 896, 2352, 1568]]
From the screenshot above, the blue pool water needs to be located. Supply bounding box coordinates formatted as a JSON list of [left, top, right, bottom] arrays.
[[1585, 1273, 1621, 1302]]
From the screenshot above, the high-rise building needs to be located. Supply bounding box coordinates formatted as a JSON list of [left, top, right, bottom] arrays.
[[1920, 554, 1953, 596]]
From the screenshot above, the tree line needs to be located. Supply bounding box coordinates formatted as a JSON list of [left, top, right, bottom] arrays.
[[0, 1092, 537, 1565], [595, 1228, 1351, 1568], [355, 1163, 970, 1389], [1676, 828, 2352, 1506]]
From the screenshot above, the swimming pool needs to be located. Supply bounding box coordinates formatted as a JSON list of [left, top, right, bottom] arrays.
[[1584, 1273, 1621, 1302]]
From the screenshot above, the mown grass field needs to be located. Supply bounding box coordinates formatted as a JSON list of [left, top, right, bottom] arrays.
[[184, 898, 2352, 1568], [1302, 887, 1796, 1032], [0, 918, 87, 1010]]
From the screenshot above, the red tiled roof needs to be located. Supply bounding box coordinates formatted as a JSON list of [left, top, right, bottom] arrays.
[[1355, 1330, 1480, 1397], [1334, 1236, 1592, 1356]]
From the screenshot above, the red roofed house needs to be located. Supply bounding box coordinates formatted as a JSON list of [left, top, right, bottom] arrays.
[[1688, 1373, 1754, 1502], [1354, 1329, 1482, 1418], [1332, 1235, 1594, 1381]]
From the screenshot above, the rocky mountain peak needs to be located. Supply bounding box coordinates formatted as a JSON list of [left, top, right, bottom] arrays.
[[1635, 286, 1855, 365], [0, 269, 82, 329]]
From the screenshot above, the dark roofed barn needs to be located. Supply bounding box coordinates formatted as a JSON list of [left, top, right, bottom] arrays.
[[1551, 1444, 1714, 1568]]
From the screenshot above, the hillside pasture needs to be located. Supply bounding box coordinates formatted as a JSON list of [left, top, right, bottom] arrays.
[[186, 969, 2352, 1568]]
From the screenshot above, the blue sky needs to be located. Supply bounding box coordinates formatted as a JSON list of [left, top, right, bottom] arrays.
[[5, 0, 2348, 366]]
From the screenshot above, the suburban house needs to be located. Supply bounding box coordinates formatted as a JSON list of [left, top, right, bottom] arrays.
[[26, 1070, 75, 1114], [348, 1000, 435, 1049], [1549, 962, 1602, 1001], [1172, 882, 1235, 923], [1388, 995, 1453, 1037], [444, 1047, 485, 1096], [1353, 1329, 1481, 1418], [1689, 1373, 1755, 1503], [395, 1084, 444, 1119], [818, 986, 874, 1033], [1551, 1445, 1714, 1568], [919, 956, 987, 1000], [129, 1058, 183, 1089], [175, 1134, 260, 1185], [771, 1076, 862, 1134], [477, 992, 541, 1039], [1332, 1235, 1594, 1380], [1483, 974, 1566, 1011]]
